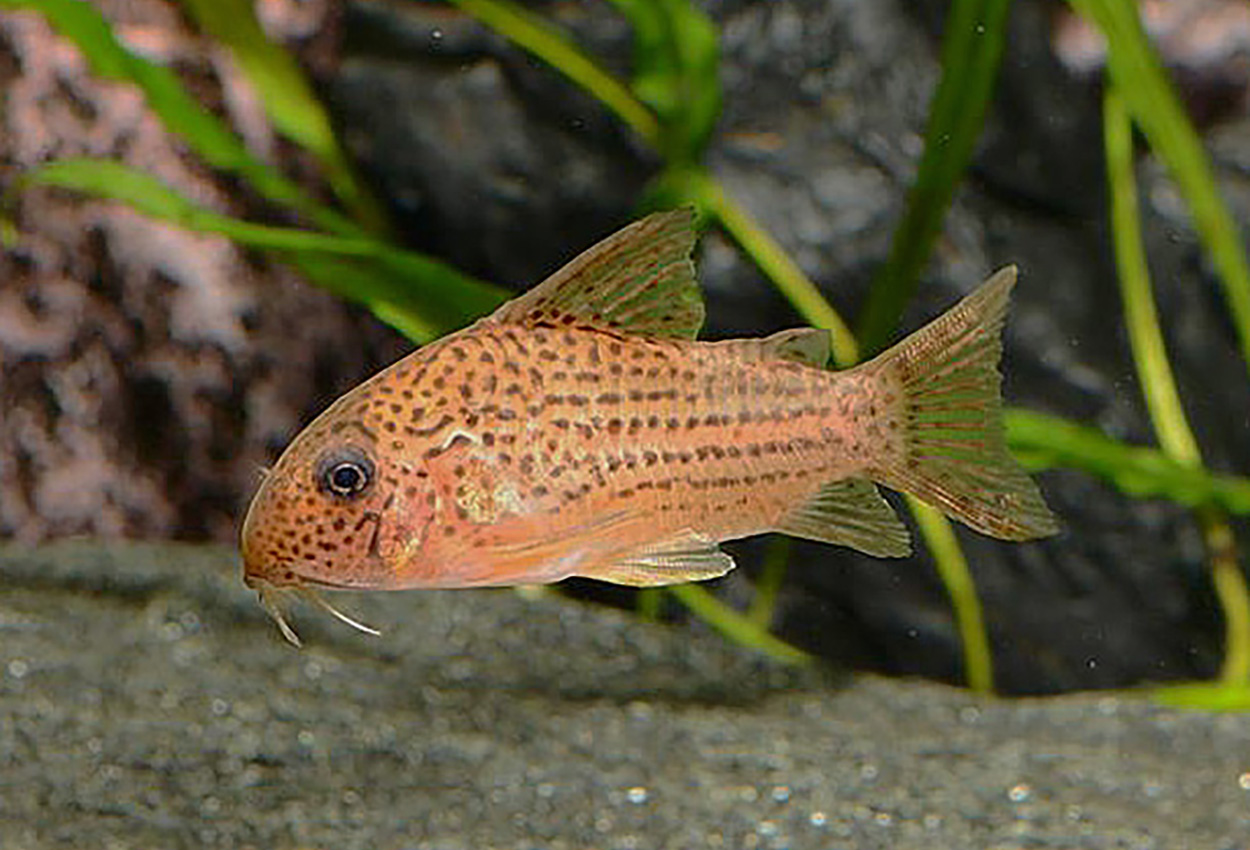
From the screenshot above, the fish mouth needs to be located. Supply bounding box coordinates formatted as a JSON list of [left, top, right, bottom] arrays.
[[246, 570, 381, 647]]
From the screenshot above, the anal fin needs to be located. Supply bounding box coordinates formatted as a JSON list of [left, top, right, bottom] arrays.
[[583, 530, 736, 587], [777, 479, 911, 558]]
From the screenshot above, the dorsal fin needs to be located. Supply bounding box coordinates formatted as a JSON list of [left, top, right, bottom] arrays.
[[707, 327, 832, 367], [489, 208, 705, 339]]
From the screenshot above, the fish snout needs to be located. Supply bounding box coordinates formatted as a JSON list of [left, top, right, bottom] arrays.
[[240, 478, 302, 590], [239, 449, 403, 590]]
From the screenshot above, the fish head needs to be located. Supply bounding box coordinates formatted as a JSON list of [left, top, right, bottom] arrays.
[[239, 354, 460, 644], [243, 444, 379, 584], [240, 384, 436, 597]]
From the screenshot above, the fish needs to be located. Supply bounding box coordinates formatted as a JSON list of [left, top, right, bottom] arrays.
[[240, 208, 1058, 644]]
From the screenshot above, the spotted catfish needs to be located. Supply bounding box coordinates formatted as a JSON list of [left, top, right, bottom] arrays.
[[240, 209, 1057, 643]]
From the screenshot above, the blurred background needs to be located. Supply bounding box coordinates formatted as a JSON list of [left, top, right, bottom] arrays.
[[4, 0, 1250, 697]]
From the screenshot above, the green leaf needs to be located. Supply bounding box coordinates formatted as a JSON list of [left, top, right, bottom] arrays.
[[1103, 86, 1203, 466], [1102, 85, 1250, 689], [1153, 682, 1250, 712], [1007, 409, 1250, 513], [175, 0, 387, 233], [20, 159, 506, 340], [667, 584, 811, 666], [609, 0, 722, 165], [1068, 0, 1250, 383], [907, 496, 994, 694], [857, 0, 1013, 356], [449, 0, 660, 145], [3, 0, 358, 236]]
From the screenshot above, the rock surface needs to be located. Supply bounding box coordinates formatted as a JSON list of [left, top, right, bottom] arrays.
[[2, 541, 1248, 849]]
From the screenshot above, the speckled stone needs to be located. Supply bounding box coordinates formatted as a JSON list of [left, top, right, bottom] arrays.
[[2, 541, 1248, 849]]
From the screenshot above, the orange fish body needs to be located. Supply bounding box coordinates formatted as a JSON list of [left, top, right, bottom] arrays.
[[241, 210, 1057, 642]]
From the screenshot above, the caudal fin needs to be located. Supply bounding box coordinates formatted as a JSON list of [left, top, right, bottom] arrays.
[[867, 267, 1058, 540]]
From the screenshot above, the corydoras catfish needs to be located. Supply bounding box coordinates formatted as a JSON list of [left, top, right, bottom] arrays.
[[240, 209, 1058, 644]]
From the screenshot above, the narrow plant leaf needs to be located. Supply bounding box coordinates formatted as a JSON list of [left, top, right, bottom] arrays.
[[449, 0, 660, 145], [1104, 87, 1202, 465], [1103, 85, 1250, 687], [1007, 410, 1250, 513], [1153, 682, 1250, 712], [907, 496, 994, 694], [290, 254, 442, 342], [1068, 0, 1250, 382], [857, 0, 1012, 356], [668, 584, 811, 666], [608, 0, 722, 165], [176, 0, 387, 233], [2, 0, 358, 236], [746, 536, 791, 629], [20, 158, 505, 339]]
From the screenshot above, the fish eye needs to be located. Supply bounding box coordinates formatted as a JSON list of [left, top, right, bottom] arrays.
[[315, 446, 375, 500]]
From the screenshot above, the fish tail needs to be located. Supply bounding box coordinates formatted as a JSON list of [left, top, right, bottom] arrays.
[[864, 267, 1058, 540]]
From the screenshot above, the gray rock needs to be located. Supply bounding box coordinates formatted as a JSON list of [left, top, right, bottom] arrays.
[[3, 541, 1249, 849]]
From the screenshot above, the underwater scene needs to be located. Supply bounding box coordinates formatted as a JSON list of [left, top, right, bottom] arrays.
[[2, 0, 1249, 847]]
